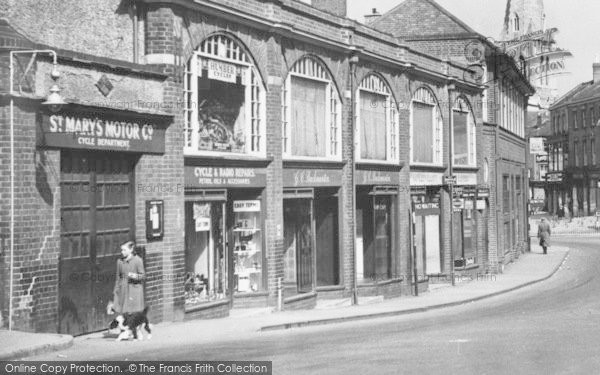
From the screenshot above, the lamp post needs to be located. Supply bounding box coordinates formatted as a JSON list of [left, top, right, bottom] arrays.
[[8, 49, 65, 331]]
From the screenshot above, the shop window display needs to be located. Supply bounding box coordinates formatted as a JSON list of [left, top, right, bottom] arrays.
[[184, 34, 266, 156], [184, 202, 227, 304], [232, 200, 263, 293]]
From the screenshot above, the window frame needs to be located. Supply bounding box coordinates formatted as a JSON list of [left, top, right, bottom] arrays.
[[183, 34, 267, 158], [410, 87, 443, 166], [355, 74, 400, 164], [452, 96, 477, 167], [282, 56, 342, 161]]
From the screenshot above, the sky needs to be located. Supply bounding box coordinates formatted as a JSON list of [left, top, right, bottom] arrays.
[[346, 0, 600, 97]]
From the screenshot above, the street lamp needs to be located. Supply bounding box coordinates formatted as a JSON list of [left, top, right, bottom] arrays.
[[8, 49, 65, 331]]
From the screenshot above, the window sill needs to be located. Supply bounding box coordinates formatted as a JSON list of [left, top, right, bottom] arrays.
[[356, 159, 402, 166], [184, 298, 230, 313], [453, 166, 479, 172], [357, 277, 404, 287], [316, 285, 346, 292], [409, 163, 445, 170], [233, 291, 269, 298], [184, 150, 269, 160], [355, 161, 404, 170], [283, 158, 346, 169], [184, 152, 273, 167]]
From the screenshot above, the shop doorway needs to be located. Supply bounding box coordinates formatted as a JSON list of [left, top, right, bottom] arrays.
[[184, 197, 227, 305], [453, 207, 477, 267], [315, 191, 340, 287], [283, 198, 314, 295], [357, 188, 394, 283], [59, 151, 135, 335]]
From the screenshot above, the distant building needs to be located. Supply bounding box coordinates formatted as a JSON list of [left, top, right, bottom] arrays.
[[548, 63, 600, 217]]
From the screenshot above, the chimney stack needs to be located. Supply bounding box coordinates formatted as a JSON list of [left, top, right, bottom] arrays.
[[311, 0, 347, 18], [594, 55, 600, 83], [364, 8, 382, 25]]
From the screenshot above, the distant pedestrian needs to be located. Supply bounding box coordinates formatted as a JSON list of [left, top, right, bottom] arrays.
[[537, 218, 551, 255], [112, 241, 145, 314]]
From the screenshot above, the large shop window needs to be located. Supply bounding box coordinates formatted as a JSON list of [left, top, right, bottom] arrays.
[[411, 88, 443, 165], [356, 75, 399, 163], [184, 34, 266, 157], [282, 57, 342, 160], [453, 97, 476, 166], [356, 188, 395, 282], [184, 190, 265, 305]]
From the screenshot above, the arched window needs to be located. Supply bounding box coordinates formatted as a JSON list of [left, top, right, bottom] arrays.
[[356, 74, 399, 162], [410, 87, 443, 165], [514, 13, 520, 31], [281, 56, 342, 159], [453, 97, 476, 166], [184, 34, 266, 156]]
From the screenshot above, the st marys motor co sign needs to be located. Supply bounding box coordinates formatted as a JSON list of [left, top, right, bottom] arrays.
[[38, 111, 167, 154]]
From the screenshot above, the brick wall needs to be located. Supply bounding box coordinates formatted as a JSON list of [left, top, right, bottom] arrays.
[[3, 0, 136, 62], [139, 4, 184, 324], [0, 99, 61, 332]]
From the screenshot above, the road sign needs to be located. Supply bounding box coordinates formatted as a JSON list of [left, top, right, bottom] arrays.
[[444, 175, 457, 185], [453, 198, 464, 210]]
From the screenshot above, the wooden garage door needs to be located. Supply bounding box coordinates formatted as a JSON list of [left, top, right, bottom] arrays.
[[58, 151, 135, 335]]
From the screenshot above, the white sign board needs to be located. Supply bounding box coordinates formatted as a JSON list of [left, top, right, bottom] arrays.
[[207, 60, 237, 83], [455, 173, 477, 186], [476, 200, 486, 210], [530, 137, 546, 155], [233, 200, 261, 212], [410, 172, 443, 186]]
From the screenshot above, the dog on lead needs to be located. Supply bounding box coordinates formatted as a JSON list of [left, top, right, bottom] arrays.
[[107, 302, 152, 341]]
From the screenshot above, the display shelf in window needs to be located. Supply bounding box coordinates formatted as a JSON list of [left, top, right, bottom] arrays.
[[232, 200, 263, 293]]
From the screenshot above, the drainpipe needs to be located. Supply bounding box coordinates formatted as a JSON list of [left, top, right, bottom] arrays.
[[133, 1, 139, 63], [350, 54, 359, 305], [448, 81, 456, 286]]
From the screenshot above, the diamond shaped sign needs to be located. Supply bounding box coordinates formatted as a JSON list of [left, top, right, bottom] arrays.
[[95, 74, 114, 97]]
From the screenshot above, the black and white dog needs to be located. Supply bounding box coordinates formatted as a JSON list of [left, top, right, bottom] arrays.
[[107, 303, 152, 341]]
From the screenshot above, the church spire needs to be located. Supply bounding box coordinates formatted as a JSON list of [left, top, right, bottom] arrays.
[[500, 0, 545, 40]]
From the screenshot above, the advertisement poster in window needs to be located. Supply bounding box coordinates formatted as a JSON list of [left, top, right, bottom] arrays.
[[197, 76, 246, 153], [193, 203, 211, 232]]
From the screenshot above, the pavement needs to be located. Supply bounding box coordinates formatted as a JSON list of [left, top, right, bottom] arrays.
[[2, 240, 569, 361]]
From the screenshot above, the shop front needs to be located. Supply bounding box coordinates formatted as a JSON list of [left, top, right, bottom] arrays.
[[452, 173, 478, 269], [282, 167, 343, 304], [409, 172, 445, 278], [184, 163, 268, 313], [355, 168, 400, 295], [37, 106, 170, 336]]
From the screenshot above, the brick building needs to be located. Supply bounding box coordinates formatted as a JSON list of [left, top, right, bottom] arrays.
[[548, 63, 600, 218], [373, 0, 535, 273], [1, 0, 486, 334]]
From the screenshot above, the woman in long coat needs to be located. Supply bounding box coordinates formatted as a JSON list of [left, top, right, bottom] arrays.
[[113, 241, 145, 314], [537, 218, 551, 255]]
